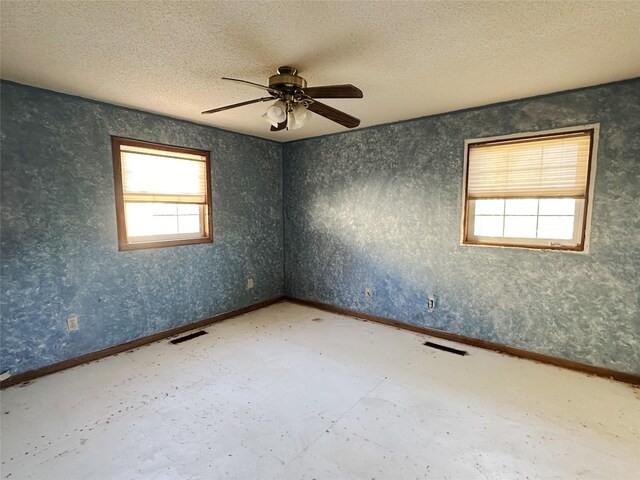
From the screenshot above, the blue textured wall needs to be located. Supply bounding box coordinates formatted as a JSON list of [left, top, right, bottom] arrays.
[[284, 79, 640, 375], [1, 81, 283, 375], [2, 79, 639, 378]]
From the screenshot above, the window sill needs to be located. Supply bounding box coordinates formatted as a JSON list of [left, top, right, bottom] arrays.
[[460, 240, 588, 254], [118, 236, 213, 251]]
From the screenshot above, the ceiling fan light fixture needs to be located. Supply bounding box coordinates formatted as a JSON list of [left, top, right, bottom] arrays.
[[261, 112, 279, 128], [288, 104, 312, 130], [266, 101, 286, 123], [287, 111, 297, 130]]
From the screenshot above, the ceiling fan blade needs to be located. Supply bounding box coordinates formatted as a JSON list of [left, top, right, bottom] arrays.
[[271, 120, 287, 132], [306, 100, 360, 128], [222, 77, 281, 95], [202, 97, 273, 114], [303, 84, 363, 99]]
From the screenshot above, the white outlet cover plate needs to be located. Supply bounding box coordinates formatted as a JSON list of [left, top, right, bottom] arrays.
[[67, 316, 79, 331]]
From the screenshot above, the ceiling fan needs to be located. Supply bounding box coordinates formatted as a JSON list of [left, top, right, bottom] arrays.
[[202, 66, 363, 131]]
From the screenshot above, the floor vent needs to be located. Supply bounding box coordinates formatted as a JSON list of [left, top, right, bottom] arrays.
[[424, 341, 468, 356], [170, 330, 207, 345]]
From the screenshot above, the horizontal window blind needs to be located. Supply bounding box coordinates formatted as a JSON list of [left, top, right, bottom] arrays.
[[467, 132, 591, 199], [121, 150, 207, 204]]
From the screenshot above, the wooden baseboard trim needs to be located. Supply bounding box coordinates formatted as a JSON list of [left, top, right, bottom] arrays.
[[5, 295, 637, 388], [284, 296, 640, 386], [0, 296, 285, 389]]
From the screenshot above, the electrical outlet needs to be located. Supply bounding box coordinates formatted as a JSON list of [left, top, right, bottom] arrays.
[[67, 315, 79, 331], [364, 287, 372, 298], [246, 278, 254, 289], [428, 296, 436, 311]]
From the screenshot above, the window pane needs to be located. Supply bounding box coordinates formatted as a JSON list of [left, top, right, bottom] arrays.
[[474, 199, 504, 215], [177, 204, 200, 215], [538, 198, 576, 216], [505, 198, 538, 215], [504, 216, 537, 238], [178, 215, 201, 234], [537, 216, 575, 240], [474, 215, 503, 237], [176, 204, 201, 234], [149, 203, 180, 215], [126, 203, 179, 237], [125, 202, 204, 239]]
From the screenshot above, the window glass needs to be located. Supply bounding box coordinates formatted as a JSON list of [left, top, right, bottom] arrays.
[[112, 137, 212, 250], [463, 128, 596, 251]]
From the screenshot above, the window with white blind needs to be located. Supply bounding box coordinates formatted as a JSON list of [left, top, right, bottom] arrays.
[[111, 137, 213, 250], [462, 126, 598, 251]]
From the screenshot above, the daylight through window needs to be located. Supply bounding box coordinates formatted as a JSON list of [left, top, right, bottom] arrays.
[[112, 137, 212, 250], [462, 128, 597, 251]]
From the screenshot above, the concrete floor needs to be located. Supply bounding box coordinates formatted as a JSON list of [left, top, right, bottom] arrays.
[[1, 301, 638, 480]]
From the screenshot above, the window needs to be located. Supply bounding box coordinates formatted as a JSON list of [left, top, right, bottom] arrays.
[[462, 126, 598, 251], [111, 137, 213, 250]]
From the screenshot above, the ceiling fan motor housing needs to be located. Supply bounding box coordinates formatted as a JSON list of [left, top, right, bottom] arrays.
[[269, 66, 307, 91]]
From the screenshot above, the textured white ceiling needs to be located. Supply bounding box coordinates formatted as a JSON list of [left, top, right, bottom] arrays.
[[1, 1, 639, 142]]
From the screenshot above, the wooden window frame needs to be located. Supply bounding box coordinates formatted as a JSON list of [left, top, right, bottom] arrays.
[[460, 125, 599, 253], [111, 136, 213, 251]]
